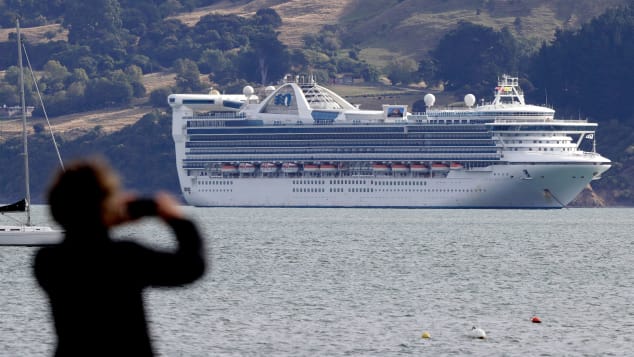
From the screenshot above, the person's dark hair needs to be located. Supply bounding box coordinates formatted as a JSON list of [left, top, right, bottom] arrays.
[[48, 158, 120, 231]]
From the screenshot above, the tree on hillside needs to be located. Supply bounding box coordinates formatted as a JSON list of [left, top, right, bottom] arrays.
[[63, 0, 128, 57], [85, 73, 134, 107], [200, 49, 237, 85], [0, 0, 65, 27], [529, 3, 634, 122], [240, 32, 290, 85], [255, 8, 282, 28], [41, 60, 71, 94], [2, 65, 36, 106], [174, 59, 204, 93], [385, 58, 419, 85], [427, 21, 519, 95], [138, 19, 191, 68]]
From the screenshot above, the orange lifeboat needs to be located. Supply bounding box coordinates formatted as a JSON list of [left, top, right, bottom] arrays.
[[260, 162, 277, 173], [320, 163, 337, 173], [410, 163, 430, 173], [431, 163, 449, 172], [282, 162, 299, 173], [238, 162, 255, 174], [221, 164, 238, 174], [391, 163, 409, 173], [372, 163, 389, 173], [450, 162, 464, 170], [303, 164, 320, 173]]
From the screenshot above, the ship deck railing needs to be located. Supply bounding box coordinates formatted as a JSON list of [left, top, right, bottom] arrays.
[[492, 119, 589, 124], [184, 113, 247, 120], [181, 155, 501, 167]]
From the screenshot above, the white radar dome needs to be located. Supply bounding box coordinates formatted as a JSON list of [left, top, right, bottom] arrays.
[[424, 93, 436, 107], [265, 86, 276, 96], [464, 94, 476, 107], [242, 85, 254, 96]]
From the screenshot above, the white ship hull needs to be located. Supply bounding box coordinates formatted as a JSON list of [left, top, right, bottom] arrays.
[[179, 163, 607, 208]]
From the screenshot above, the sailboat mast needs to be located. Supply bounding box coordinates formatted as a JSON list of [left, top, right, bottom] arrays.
[[17, 19, 31, 226]]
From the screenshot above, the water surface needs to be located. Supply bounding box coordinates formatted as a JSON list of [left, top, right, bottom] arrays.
[[1, 207, 632, 356]]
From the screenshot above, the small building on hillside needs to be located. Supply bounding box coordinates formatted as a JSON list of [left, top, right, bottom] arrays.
[[0, 105, 34, 119]]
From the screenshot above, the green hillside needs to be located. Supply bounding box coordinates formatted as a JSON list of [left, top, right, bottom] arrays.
[[342, 0, 626, 65], [167, 0, 627, 68]]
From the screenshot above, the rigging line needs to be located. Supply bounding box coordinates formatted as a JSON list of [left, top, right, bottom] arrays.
[[544, 189, 567, 209], [0, 212, 26, 225], [22, 42, 65, 171]]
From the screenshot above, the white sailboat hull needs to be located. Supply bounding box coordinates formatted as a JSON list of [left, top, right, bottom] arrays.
[[0, 226, 63, 246]]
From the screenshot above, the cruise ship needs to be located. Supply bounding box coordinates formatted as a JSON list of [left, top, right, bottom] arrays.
[[169, 75, 611, 208]]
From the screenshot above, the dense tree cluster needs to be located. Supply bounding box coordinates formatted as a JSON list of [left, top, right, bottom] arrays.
[[418, 22, 520, 98], [0, 1, 390, 115], [528, 4, 634, 122], [0, 1, 291, 116], [301, 25, 379, 83]]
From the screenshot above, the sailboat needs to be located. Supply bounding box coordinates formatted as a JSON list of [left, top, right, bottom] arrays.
[[0, 19, 63, 246]]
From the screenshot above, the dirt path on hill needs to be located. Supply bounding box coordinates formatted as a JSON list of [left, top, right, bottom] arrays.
[[169, 0, 355, 47], [0, 72, 178, 142], [0, 106, 153, 141]]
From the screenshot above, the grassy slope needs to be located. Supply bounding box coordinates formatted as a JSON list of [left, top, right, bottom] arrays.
[[2, 0, 625, 138], [172, 0, 627, 67], [345, 0, 627, 66], [0, 23, 68, 43]]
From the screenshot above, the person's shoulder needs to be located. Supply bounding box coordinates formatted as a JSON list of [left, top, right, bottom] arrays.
[[34, 245, 60, 262], [33, 245, 63, 274]]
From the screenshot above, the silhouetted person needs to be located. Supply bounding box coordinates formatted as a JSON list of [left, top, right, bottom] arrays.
[[33, 159, 206, 356]]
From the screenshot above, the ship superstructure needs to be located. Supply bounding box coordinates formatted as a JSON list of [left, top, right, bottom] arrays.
[[169, 75, 611, 208]]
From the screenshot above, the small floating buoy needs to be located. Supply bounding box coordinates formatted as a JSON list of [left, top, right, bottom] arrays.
[[421, 331, 431, 339], [531, 316, 542, 323], [471, 326, 486, 339]]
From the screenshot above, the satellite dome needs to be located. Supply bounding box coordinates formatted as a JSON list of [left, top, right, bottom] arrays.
[[464, 94, 476, 107], [424, 93, 436, 107], [243, 85, 254, 96], [265, 86, 276, 96]]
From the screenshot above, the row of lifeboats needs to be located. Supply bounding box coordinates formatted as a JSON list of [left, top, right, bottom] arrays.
[[219, 162, 464, 174], [220, 162, 340, 174], [371, 162, 463, 173]]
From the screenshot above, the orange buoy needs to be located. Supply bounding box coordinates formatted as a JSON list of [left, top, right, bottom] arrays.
[[531, 316, 542, 323]]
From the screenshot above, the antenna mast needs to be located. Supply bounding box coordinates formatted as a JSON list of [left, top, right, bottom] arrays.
[[17, 19, 31, 226]]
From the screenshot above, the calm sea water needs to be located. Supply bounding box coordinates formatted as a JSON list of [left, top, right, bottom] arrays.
[[1, 206, 633, 356]]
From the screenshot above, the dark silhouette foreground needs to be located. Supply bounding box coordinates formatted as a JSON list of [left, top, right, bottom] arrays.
[[33, 159, 206, 356]]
